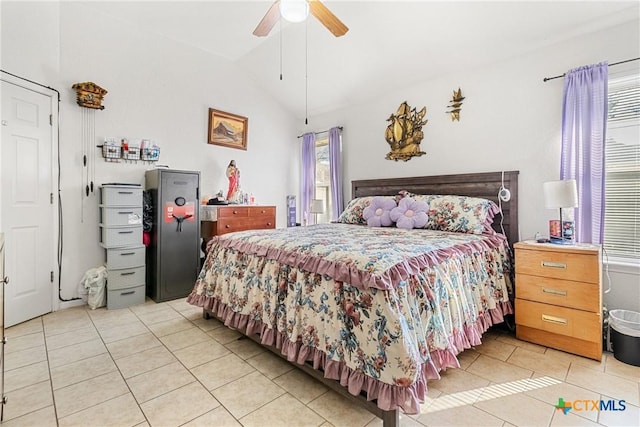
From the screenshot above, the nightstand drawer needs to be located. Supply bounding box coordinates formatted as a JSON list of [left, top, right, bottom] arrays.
[[515, 248, 598, 283], [515, 299, 601, 343], [516, 274, 599, 311]]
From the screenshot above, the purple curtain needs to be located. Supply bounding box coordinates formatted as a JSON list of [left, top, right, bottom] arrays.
[[328, 127, 344, 221], [560, 62, 608, 244], [301, 132, 316, 225]]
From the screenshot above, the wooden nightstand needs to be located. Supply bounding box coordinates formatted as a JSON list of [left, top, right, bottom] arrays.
[[514, 240, 602, 360]]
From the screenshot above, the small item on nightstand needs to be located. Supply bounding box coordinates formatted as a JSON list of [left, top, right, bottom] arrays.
[[536, 237, 550, 243]]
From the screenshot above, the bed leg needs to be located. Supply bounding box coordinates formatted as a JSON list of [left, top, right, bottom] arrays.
[[382, 409, 399, 427], [203, 309, 211, 320]]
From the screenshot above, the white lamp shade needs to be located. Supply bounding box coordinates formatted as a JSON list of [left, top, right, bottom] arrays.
[[279, 0, 309, 23], [310, 199, 325, 214], [543, 180, 578, 209]]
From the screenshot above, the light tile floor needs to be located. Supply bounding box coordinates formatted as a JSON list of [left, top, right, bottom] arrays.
[[2, 298, 639, 427]]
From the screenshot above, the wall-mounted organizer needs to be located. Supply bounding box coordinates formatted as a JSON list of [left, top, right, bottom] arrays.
[[98, 137, 160, 163]]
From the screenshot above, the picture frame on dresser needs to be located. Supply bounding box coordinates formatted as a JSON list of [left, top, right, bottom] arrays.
[[207, 108, 248, 150]]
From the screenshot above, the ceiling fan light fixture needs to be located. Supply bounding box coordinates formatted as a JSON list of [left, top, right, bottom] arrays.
[[279, 0, 309, 23]]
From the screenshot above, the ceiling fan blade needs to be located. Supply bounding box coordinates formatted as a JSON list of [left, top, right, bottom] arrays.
[[253, 1, 281, 37], [308, 0, 349, 37]]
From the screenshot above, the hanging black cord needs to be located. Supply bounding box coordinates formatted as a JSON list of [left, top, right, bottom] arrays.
[[279, 18, 283, 81], [305, 19, 309, 125], [543, 57, 640, 82]]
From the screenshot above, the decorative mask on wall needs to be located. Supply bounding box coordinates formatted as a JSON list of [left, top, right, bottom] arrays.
[[71, 82, 108, 110], [384, 101, 428, 162], [446, 88, 465, 121]]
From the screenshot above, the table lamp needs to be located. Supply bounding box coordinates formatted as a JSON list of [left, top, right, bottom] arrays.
[[543, 179, 578, 244], [310, 199, 325, 225]]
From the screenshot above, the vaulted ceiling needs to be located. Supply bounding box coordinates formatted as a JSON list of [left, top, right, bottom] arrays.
[[81, 1, 640, 120]]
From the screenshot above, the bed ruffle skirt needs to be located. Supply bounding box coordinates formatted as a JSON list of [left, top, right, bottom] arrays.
[[187, 292, 512, 414]]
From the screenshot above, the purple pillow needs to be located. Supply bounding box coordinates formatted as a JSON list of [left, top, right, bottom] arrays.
[[390, 197, 429, 229], [363, 196, 397, 227]]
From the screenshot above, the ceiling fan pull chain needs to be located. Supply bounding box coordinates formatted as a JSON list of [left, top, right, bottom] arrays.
[[279, 18, 283, 81], [305, 19, 308, 125]]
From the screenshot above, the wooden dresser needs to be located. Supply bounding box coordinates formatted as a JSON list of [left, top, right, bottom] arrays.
[[201, 205, 276, 242], [514, 240, 602, 360]]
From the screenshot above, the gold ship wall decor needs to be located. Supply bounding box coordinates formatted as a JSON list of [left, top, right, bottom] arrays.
[[446, 88, 465, 121], [384, 101, 428, 162]]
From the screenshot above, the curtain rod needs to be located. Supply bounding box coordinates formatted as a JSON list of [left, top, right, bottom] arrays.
[[297, 126, 343, 139], [543, 57, 640, 82]]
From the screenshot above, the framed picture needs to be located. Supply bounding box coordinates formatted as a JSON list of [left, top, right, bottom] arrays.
[[207, 108, 248, 150]]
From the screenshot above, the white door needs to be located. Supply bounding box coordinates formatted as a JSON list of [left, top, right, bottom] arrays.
[[1, 79, 55, 327]]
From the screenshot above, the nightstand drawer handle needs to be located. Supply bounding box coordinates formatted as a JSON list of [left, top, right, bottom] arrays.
[[542, 288, 567, 297], [541, 261, 566, 269], [542, 314, 567, 325]]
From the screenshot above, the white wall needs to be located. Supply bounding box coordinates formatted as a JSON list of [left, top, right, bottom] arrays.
[[2, 2, 638, 312], [308, 19, 640, 312], [2, 2, 299, 302]]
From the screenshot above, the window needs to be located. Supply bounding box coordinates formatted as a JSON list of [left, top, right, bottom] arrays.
[[314, 137, 331, 223], [604, 73, 640, 260]]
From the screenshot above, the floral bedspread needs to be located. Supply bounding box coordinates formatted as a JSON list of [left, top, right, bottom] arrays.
[[187, 224, 513, 414]]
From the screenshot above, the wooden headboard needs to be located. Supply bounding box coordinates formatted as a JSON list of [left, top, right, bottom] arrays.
[[352, 171, 519, 248]]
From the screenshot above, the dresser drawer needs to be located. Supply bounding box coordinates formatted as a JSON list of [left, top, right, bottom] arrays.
[[217, 207, 250, 218], [249, 206, 276, 218], [100, 186, 142, 206], [516, 274, 599, 312], [106, 246, 145, 270], [107, 284, 145, 310], [515, 248, 598, 284], [100, 206, 143, 226], [216, 217, 275, 234], [107, 265, 145, 290], [100, 225, 142, 248], [515, 299, 601, 343]]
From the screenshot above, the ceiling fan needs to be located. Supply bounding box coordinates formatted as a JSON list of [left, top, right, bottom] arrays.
[[253, 0, 349, 38]]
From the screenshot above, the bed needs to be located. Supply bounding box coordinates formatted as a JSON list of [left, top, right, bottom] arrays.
[[187, 170, 519, 426]]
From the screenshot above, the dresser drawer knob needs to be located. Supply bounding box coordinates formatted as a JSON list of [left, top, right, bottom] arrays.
[[267, 222, 272, 226], [225, 225, 231, 229], [542, 288, 567, 297], [542, 314, 567, 325], [261, 210, 266, 213], [541, 261, 567, 269], [233, 210, 238, 214]]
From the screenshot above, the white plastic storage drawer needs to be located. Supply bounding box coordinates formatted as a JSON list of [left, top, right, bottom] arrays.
[[107, 265, 145, 290], [101, 206, 143, 227], [100, 186, 142, 207], [107, 284, 145, 310], [100, 225, 142, 247], [106, 246, 145, 270]]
